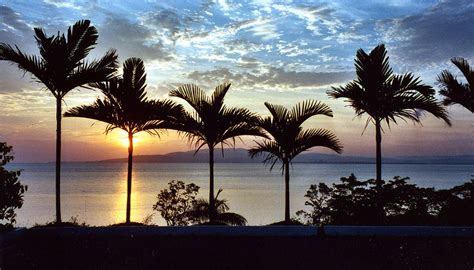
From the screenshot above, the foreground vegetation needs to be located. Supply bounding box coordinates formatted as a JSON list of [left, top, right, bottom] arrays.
[[297, 174, 474, 226], [0, 143, 27, 231]]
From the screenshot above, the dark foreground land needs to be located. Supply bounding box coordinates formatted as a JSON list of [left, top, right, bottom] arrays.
[[1, 226, 474, 269]]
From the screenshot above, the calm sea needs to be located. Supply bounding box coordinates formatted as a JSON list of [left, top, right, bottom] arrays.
[[7, 162, 474, 227]]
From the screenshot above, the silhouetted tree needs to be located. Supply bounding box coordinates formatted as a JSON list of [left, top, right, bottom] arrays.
[[0, 143, 27, 227], [328, 44, 451, 181], [169, 83, 263, 223], [153, 180, 200, 226], [0, 20, 118, 223], [296, 174, 474, 226], [437, 178, 474, 225], [189, 189, 247, 226], [249, 100, 342, 223], [65, 58, 183, 224], [437, 57, 473, 112]]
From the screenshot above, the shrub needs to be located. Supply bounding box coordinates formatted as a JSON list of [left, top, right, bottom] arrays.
[[0, 142, 27, 226], [153, 180, 200, 226]]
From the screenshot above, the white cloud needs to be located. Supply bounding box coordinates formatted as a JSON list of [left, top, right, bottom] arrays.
[[274, 4, 342, 35]]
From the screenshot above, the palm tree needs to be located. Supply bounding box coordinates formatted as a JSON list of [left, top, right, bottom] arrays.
[[0, 20, 118, 224], [249, 100, 343, 223], [64, 58, 183, 224], [189, 189, 247, 226], [328, 44, 451, 181], [437, 57, 473, 112], [169, 83, 263, 223]]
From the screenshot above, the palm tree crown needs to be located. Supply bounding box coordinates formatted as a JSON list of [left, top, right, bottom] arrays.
[[437, 57, 473, 112], [0, 19, 118, 224], [0, 19, 118, 99], [327, 44, 451, 181], [65, 57, 184, 223], [189, 189, 247, 226], [66, 58, 183, 136], [249, 100, 343, 222], [169, 83, 264, 223], [169, 83, 262, 151]]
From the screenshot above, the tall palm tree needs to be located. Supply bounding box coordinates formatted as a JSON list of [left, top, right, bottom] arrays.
[[249, 100, 343, 223], [65, 58, 183, 224], [189, 189, 247, 226], [169, 83, 263, 223], [328, 44, 451, 181], [0, 20, 118, 224], [437, 57, 473, 112]]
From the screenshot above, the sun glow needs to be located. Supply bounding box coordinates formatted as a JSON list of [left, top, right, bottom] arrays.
[[118, 136, 140, 148]]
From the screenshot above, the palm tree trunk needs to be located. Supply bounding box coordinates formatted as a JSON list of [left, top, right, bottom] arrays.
[[55, 97, 62, 224], [126, 133, 133, 224], [284, 160, 290, 223], [375, 118, 382, 181], [209, 145, 215, 223]]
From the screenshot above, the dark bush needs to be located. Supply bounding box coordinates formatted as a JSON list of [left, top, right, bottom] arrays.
[[0, 142, 27, 226], [297, 174, 474, 226]]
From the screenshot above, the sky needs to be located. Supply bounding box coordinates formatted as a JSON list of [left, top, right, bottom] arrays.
[[0, 0, 473, 162]]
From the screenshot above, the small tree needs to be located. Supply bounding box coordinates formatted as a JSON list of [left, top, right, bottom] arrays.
[[0, 143, 27, 226], [153, 180, 200, 226]]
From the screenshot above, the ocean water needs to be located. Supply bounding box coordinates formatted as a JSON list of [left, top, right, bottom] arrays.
[[7, 162, 474, 227]]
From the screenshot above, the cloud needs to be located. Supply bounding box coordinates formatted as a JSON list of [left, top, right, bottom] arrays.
[[376, 0, 474, 64], [186, 67, 354, 90], [141, 9, 182, 41], [239, 17, 280, 40], [0, 5, 31, 34], [98, 15, 174, 62], [43, 0, 83, 10], [274, 4, 342, 35]]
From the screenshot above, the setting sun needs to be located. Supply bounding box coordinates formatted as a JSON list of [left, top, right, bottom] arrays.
[[118, 136, 140, 148]]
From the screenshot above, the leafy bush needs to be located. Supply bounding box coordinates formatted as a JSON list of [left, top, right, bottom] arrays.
[[0, 142, 27, 226], [297, 174, 474, 226], [153, 181, 247, 226], [153, 180, 200, 226]]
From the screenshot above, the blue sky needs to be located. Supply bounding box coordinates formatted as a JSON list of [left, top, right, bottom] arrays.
[[0, 0, 473, 162]]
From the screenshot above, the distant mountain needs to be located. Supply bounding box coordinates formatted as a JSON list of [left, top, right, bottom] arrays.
[[96, 148, 474, 165]]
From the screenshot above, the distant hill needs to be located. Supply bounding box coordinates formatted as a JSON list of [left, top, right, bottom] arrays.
[[96, 148, 474, 165]]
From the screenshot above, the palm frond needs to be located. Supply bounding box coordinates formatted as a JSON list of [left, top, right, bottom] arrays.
[[65, 48, 118, 96], [249, 140, 283, 170], [216, 212, 247, 226], [122, 57, 147, 102], [355, 44, 392, 92], [327, 82, 367, 117], [291, 128, 343, 159], [170, 84, 208, 113], [66, 20, 98, 65], [437, 58, 473, 112], [386, 93, 451, 126], [264, 102, 289, 123], [390, 73, 434, 96], [211, 82, 231, 108], [290, 99, 333, 125], [451, 57, 474, 87], [188, 189, 247, 226], [64, 99, 121, 134], [0, 43, 47, 90], [33, 27, 62, 66]]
